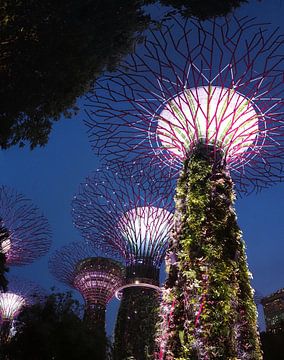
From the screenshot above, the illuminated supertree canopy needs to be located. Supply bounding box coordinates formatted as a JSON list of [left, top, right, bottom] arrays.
[[86, 16, 284, 193], [84, 16, 284, 359], [0, 186, 52, 266], [0, 275, 44, 344], [72, 165, 174, 360], [72, 165, 174, 287], [0, 276, 43, 322], [49, 241, 124, 321], [49, 240, 125, 359]]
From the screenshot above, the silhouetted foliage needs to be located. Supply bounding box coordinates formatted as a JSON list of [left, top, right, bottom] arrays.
[[157, 0, 248, 19], [0, 0, 250, 149], [261, 325, 284, 360], [0, 0, 149, 149], [1, 291, 108, 359], [114, 287, 160, 360]]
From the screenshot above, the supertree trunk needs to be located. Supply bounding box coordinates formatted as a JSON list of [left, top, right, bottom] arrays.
[[114, 287, 160, 360], [0, 320, 12, 345], [160, 147, 262, 359], [83, 303, 107, 358]]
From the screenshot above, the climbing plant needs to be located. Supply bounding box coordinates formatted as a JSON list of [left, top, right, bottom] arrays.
[[114, 287, 160, 360], [158, 145, 262, 359]]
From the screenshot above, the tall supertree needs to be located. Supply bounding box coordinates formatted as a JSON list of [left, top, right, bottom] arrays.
[[84, 16, 284, 359], [0, 185, 52, 266], [0, 275, 44, 343], [72, 165, 174, 359], [49, 241, 124, 357]]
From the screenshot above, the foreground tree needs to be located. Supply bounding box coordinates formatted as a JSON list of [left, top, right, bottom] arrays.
[[1, 292, 106, 360], [0, 0, 148, 149], [260, 326, 284, 360], [0, 0, 249, 149], [158, 0, 248, 19]]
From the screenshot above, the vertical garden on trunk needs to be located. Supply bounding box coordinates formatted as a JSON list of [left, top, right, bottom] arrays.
[[114, 287, 160, 360], [160, 145, 262, 359]]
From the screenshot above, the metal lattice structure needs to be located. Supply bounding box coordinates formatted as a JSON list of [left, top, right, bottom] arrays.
[[85, 16, 284, 193], [0, 276, 44, 321], [49, 241, 124, 307], [0, 186, 52, 265], [72, 165, 174, 287]]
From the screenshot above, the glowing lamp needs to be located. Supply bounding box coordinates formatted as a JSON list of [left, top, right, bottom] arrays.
[[157, 86, 259, 161], [117, 206, 172, 260], [1, 238, 11, 255], [0, 293, 25, 320]]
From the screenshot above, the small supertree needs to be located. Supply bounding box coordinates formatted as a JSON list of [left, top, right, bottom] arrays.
[[49, 241, 124, 356], [0, 275, 43, 343], [72, 165, 174, 359], [0, 186, 52, 266], [84, 16, 284, 359]]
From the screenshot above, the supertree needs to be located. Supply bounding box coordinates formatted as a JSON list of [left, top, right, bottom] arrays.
[[72, 165, 174, 359], [84, 16, 284, 360], [0, 275, 44, 343], [49, 240, 125, 356], [0, 185, 52, 266]]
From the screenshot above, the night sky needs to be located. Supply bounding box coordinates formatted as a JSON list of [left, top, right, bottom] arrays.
[[1, 0, 283, 335]]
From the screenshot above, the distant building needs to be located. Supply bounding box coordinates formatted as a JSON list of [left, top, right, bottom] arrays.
[[261, 289, 284, 332]]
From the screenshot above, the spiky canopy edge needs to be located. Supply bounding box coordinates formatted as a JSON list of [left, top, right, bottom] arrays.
[[0, 185, 52, 265], [85, 16, 284, 194], [72, 164, 174, 268]]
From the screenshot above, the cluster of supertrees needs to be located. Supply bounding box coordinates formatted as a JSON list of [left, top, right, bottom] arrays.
[[49, 241, 125, 349], [49, 164, 174, 359], [0, 276, 45, 342], [0, 8, 282, 360], [0, 186, 51, 341], [71, 164, 174, 359], [77, 15, 284, 360], [7, 12, 281, 360]]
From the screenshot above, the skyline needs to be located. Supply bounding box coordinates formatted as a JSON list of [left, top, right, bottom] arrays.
[[0, 0, 283, 334]]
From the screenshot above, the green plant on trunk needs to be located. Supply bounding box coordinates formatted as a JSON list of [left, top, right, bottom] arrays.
[[114, 287, 160, 360], [160, 145, 262, 359]]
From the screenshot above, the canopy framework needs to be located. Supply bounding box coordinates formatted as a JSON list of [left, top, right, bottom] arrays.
[[82, 16, 284, 359], [49, 241, 124, 309], [72, 164, 174, 287], [0, 276, 43, 322], [86, 16, 284, 193], [0, 186, 51, 266]]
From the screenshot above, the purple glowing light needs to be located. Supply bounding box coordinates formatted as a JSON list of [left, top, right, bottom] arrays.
[[157, 86, 259, 163], [0, 276, 44, 321], [86, 17, 284, 192], [117, 206, 173, 260], [72, 166, 174, 268], [0, 186, 51, 265], [0, 293, 25, 320], [49, 242, 124, 307]]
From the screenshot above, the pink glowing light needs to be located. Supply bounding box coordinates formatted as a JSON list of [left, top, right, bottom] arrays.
[[72, 165, 174, 268], [0, 293, 25, 320], [49, 242, 125, 307], [157, 86, 259, 162], [0, 276, 44, 321], [0, 186, 51, 265], [86, 17, 284, 192], [117, 206, 173, 259]]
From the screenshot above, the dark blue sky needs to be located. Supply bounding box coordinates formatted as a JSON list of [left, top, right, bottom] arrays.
[[1, 0, 283, 334]]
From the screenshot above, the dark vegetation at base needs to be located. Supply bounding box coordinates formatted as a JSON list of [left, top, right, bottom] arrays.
[[261, 326, 284, 360], [114, 287, 160, 360], [0, 289, 281, 359], [0, 292, 109, 360]]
